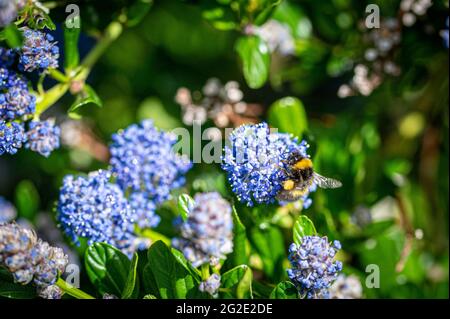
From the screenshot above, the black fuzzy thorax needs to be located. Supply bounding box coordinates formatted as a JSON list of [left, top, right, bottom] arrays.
[[284, 152, 314, 183]]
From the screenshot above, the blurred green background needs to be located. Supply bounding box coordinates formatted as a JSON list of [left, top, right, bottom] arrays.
[[0, 0, 448, 298]]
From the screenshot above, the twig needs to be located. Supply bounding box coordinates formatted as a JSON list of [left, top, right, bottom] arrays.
[[395, 192, 415, 273]]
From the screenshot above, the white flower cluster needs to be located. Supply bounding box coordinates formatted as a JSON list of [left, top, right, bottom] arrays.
[[339, 18, 402, 98], [329, 274, 363, 299], [401, 0, 433, 27], [254, 20, 296, 56], [175, 78, 248, 128]]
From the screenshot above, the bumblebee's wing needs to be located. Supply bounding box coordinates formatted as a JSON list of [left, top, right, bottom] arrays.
[[313, 172, 342, 189]]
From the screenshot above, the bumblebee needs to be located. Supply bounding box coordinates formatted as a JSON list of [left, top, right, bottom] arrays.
[[276, 151, 342, 202]]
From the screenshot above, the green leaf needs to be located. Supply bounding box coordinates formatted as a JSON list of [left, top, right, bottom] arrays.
[[220, 265, 253, 299], [121, 253, 139, 299], [227, 207, 248, 267], [0, 280, 36, 299], [170, 248, 202, 282], [69, 84, 103, 115], [143, 294, 158, 299], [0, 269, 36, 299], [235, 36, 270, 89], [137, 97, 181, 130], [139, 228, 171, 246], [268, 97, 308, 138], [254, 0, 282, 26], [249, 225, 285, 282], [23, 5, 55, 30], [270, 281, 298, 299], [272, 1, 312, 39], [252, 280, 273, 299], [38, 12, 56, 30], [252, 281, 274, 298], [85, 243, 131, 296], [177, 194, 194, 222], [202, 6, 237, 31], [146, 241, 197, 299], [1, 24, 23, 48], [293, 215, 317, 245], [142, 263, 160, 298], [64, 17, 81, 70], [126, 0, 153, 27], [14, 180, 39, 222]]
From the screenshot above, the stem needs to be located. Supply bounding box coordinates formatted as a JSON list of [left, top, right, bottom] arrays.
[[48, 68, 69, 83], [35, 83, 70, 116], [201, 264, 210, 281], [34, 21, 123, 115], [56, 277, 95, 299], [77, 22, 123, 80], [395, 192, 415, 273]]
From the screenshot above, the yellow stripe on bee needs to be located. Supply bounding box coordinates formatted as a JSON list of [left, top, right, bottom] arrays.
[[283, 180, 295, 190], [293, 158, 313, 170]]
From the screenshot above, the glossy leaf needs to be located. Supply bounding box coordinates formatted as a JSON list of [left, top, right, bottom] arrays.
[[85, 243, 131, 296], [121, 253, 139, 299], [227, 206, 248, 267], [142, 263, 160, 298], [170, 248, 202, 282], [249, 225, 285, 282], [272, 1, 312, 39], [235, 36, 270, 89], [268, 97, 308, 138], [254, 0, 282, 26], [1, 24, 23, 48], [0, 269, 36, 299], [177, 194, 194, 222], [270, 281, 298, 299], [69, 84, 103, 115], [0, 280, 36, 299], [293, 215, 317, 245], [220, 265, 253, 299], [139, 228, 171, 246], [145, 241, 197, 299]]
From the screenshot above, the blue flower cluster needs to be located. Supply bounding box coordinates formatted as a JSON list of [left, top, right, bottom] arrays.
[[0, 47, 16, 67], [287, 236, 342, 299], [19, 28, 60, 73], [0, 121, 25, 155], [0, 28, 61, 157], [172, 192, 233, 267], [129, 191, 160, 229], [37, 284, 64, 299], [25, 120, 60, 158], [57, 122, 191, 255], [0, 67, 35, 120], [199, 273, 221, 297], [0, 196, 17, 223], [57, 170, 138, 253], [110, 119, 191, 226], [222, 122, 313, 207], [0, 222, 68, 298]]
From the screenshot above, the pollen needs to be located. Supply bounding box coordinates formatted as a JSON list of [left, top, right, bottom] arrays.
[[294, 158, 313, 170], [283, 179, 295, 190]]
